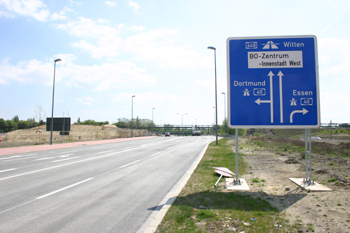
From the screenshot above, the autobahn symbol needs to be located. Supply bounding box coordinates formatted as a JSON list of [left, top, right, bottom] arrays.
[[227, 35, 320, 128]]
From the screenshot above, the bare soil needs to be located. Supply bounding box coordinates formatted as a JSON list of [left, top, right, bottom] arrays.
[[238, 137, 350, 233], [0, 125, 151, 147]]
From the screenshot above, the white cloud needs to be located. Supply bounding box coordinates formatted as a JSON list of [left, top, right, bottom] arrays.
[[50, 6, 73, 21], [56, 18, 211, 68], [105, 1, 117, 7], [77, 96, 94, 105], [129, 25, 145, 32], [0, 0, 49, 21], [51, 12, 66, 21], [0, 58, 53, 85], [0, 55, 156, 91], [129, 1, 140, 11], [319, 37, 350, 75]]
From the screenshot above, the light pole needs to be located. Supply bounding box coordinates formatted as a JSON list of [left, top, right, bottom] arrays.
[[222, 92, 228, 135], [213, 106, 215, 126], [131, 95, 135, 137], [152, 107, 155, 133], [50, 58, 61, 145], [208, 46, 218, 145], [177, 113, 188, 132]]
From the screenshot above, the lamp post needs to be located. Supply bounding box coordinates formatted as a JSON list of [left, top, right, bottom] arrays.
[[177, 113, 188, 132], [131, 95, 135, 137], [152, 107, 155, 133], [208, 46, 218, 145], [213, 106, 215, 126], [50, 58, 61, 145], [222, 92, 228, 135]]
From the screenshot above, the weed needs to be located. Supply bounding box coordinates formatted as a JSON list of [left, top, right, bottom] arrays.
[[328, 177, 337, 182], [337, 203, 342, 206], [307, 223, 314, 231], [252, 178, 260, 183], [329, 162, 334, 165], [197, 209, 215, 219]]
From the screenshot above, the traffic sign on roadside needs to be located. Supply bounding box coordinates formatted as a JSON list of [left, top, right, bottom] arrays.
[[227, 35, 320, 128]]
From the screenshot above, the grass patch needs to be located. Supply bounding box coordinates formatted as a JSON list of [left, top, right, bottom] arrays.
[[157, 138, 294, 233], [328, 177, 337, 182], [252, 137, 350, 159]]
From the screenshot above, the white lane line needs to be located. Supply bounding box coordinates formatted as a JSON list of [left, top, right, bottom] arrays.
[[0, 199, 36, 215], [36, 178, 94, 199], [149, 152, 162, 157], [0, 156, 38, 162], [0, 168, 17, 173], [59, 154, 73, 158], [33, 157, 55, 161], [0, 148, 137, 182], [60, 150, 80, 153], [97, 150, 114, 154], [120, 160, 140, 168], [51, 157, 79, 163]]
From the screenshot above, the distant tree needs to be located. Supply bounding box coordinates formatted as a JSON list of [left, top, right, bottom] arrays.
[[77, 117, 81, 124], [12, 115, 19, 122], [27, 118, 37, 127], [0, 118, 6, 132], [34, 103, 46, 122], [220, 118, 246, 135], [6, 120, 18, 131], [18, 120, 30, 129]]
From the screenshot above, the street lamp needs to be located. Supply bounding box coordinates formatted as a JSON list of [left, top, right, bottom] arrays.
[[213, 106, 215, 125], [152, 108, 155, 124], [131, 95, 135, 137], [177, 113, 188, 131], [208, 46, 218, 145], [222, 92, 228, 135], [50, 58, 61, 145]]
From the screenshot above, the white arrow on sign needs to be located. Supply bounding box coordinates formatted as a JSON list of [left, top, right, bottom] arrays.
[[255, 98, 271, 105], [290, 108, 308, 123], [268, 71, 274, 123], [278, 71, 284, 123]]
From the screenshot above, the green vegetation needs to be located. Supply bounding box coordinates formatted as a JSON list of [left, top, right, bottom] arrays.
[[251, 137, 350, 159], [76, 119, 110, 126], [328, 177, 337, 182], [0, 116, 43, 133], [157, 139, 295, 233]]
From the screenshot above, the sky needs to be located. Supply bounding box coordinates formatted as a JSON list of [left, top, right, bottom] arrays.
[[1, 0, 350, 126]]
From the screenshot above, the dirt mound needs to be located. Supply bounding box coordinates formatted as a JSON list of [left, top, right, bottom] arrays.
[[3, 125, 151, 144]]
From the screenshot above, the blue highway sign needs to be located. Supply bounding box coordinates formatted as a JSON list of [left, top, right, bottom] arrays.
[[227, 35, 320, 128]]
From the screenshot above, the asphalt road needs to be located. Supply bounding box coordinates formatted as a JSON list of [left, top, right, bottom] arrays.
[[0, 136, 214, 233]]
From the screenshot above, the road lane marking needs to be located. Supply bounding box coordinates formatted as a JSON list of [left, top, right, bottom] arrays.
[[0, 168, 17, 173], [120, 160, 140, 168], [0, 199, 36, 215], [148, 152, 162, 157], [0, 148, 138, 182], [36, 178, 94, 199], [97, 150, 114, 154], [33, 157, 55, 161], [51, 157, 79, 163]]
